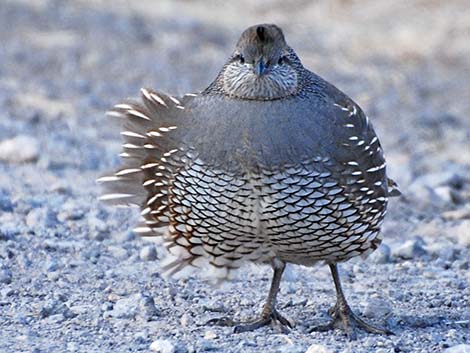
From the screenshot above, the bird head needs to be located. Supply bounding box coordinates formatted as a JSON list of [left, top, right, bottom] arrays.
[[221, 24, 301, 100]]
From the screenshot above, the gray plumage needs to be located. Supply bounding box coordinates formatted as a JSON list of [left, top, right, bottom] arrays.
[[99, 24, 399, 338]]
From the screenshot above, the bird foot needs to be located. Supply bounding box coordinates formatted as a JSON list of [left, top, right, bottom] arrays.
[[207, 308, 292, 333], [309, 303, 393, 340]]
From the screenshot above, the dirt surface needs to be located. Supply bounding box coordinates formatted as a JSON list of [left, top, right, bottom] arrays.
[[1, 1, 469, 352]]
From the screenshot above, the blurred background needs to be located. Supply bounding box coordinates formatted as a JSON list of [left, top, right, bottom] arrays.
[[0, 1, 469, 352], [1, 0, 469, 201]]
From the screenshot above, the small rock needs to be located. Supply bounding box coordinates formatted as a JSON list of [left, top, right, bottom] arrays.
[[433, 186, 453, 204], [0, 191, 13, 212], [0, 135, 39, 163], [46, 259, 59, 272], [101, 302, 113, 311], [363, 298, 393, 319], [134, 330, 149, 344], [107, 246, 129, 260], [444, 344, 470, 353], [305, 344, 332, 353], [140, 245, 158, 261], [57, 203, 85, 222], [0, 223, 19, 240], [113, 231, 135, 242], [198, 340, 217, 351], [39, 299, 75, 319], [150, 339, 176, 353], [442, 209, 470, 221], [88, 216, 109, 241], [392, 238, 427, 259], [47, 313, 66, 323], [369, 243, 392, 264], [0, 268, 12, 284], [407, 172, 464, 206], [203, 330, 218, 340], [453, 260, 469, 270], [276, 344, 304, 353], [450, 220, 470, 247], [109, 293, 159, 320], [26, 208, 58, 229], [1, 286, 13, 298], [180, 313, 192, 328]]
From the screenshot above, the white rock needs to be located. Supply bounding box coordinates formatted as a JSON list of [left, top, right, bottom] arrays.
[[450, 220, 470, 247], [305, 344, 332, 353], [110, 293, 159, 320], [442, 209, 470, 221], [392, 239, 427, 259], [203, 329, 218, 340], [0, 135, 39, 163], [444, 344, 470, 353], [150, 339, 176, 353], [369, 243, 392, 264], [140, 245, 158, 261]]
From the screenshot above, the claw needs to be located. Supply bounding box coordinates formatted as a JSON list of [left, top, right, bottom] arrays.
[[207, 309, 292, 334], [310, 264, 394, 340], [206, 317, 237, 327], [310, 300, 393, 339], [234, 309, 292, 334]]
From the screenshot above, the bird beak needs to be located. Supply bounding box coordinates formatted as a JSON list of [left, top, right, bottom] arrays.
[[254, 58, 267, 76]]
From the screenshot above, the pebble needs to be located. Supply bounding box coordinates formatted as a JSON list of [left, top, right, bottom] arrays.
[[57, 203, 85, 222], [1, 286, 13, 298], [392, 238, 427, 259], [305, 344, 332, 353], [444, 344, 470, 353], [45, 259, 59, 272], [0, 268, 13, 284], [276, 344, 304, 353], [26, 208, 58, 230], [150, 339, 176, 353], [180, 312, 192, 328], [203, 330, 218, 340], [442, 208, 470, 221], [39, 299, 75, 319], [140, 245, 158, 261], [0, 135, 39, 163], [88, 216, 109, 241], [363, 298, 393, 319], [107, 245, 129, 260], [369, 243, 392, 264], [113, 230, 136, 242], [0, 222, 19, 240], [0, 191, 14, 212], [449, 220, 470, 247], [134, 330, 150, 344], [198, 340, 217, 351], [407, 172, 464, 206], [109, 293, 159, 320]]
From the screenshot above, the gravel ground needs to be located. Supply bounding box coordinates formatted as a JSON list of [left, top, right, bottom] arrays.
[[1, 1, 469, 352]]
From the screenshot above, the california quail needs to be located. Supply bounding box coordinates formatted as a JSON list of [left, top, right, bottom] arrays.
[[98, 24, 400, 339]]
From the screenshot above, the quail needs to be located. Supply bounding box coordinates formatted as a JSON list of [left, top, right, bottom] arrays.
[[98, 24, 400, 339]]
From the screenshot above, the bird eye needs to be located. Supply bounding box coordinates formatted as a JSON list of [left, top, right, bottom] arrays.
[[236, 54, 245, 64], [278, 57, 284, 65]]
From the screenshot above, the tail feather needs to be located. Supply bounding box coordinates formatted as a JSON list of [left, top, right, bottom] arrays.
[[98, 88, 186, 227], [387, 177, 401, 197]]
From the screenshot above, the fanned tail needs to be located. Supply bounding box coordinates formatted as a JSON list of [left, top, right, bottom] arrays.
[[97, 88, 186, 232]]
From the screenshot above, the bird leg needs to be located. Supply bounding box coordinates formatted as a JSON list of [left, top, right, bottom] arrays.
[[310, 264, 393, 340], [207, 260, 292, 333]]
